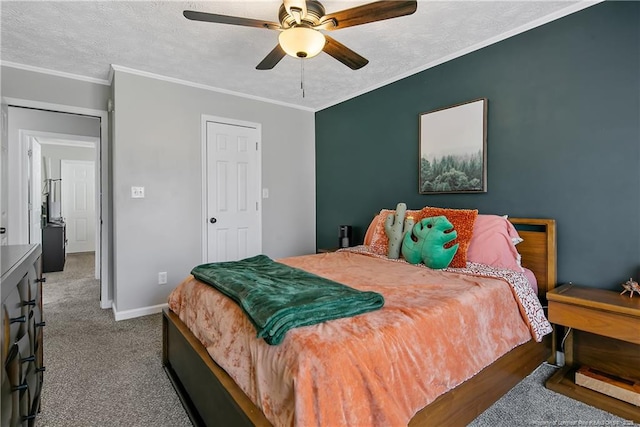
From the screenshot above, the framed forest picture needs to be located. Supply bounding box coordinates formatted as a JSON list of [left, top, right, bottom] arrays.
[[419, 98, 487, 194]]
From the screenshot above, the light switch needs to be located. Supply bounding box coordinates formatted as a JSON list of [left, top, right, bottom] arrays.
[[131, 186, 145, 198], [262, 188, 269, 199]]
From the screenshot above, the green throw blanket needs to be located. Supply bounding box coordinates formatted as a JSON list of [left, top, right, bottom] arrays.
[[191, 255, 385, 345]]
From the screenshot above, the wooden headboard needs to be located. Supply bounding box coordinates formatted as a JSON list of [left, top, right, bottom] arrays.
[[509, 218, 557, 298]]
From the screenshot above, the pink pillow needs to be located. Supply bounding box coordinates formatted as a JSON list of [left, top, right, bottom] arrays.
[[467, 215, 524, 272]]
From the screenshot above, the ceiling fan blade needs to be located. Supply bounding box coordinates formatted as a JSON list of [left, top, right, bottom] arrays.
[[321, 1, 417, 31], [256, 45, 287, 70], [183, 10, 281, 30], [323, 36, 369, 70]]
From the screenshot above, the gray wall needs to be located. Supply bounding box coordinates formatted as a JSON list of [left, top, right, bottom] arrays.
[[112, 70, 316, 313], [316, 1, 640, 289], [41, 144, 96, 180], [1, 66, 109, 111], [1, 64, 316, 316]]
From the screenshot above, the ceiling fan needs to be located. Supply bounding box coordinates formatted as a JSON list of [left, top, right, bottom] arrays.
[[183, 0, 418, 70]]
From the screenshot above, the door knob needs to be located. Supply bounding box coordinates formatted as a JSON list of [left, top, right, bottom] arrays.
[[0, 227, 5, 234], [209, 217, 217, 224]]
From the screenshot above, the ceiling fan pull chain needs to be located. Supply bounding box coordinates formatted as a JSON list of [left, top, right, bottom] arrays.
[[301, 59, 305, 98]]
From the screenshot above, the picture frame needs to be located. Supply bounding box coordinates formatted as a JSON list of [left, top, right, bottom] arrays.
[[419, 98, 487, 194]]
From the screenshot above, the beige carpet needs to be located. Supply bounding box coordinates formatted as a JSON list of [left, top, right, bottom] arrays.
[[39, 252, 192, 426]]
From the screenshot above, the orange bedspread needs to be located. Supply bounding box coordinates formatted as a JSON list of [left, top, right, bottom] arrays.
[[168, 251, 543, 426]]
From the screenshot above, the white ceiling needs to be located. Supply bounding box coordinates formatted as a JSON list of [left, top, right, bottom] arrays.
[[1, 1, 598, 111]]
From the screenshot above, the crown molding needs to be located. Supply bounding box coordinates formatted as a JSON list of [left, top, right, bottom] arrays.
[[110, 64, 316, 113], [316, 0, 605, 111], [0, 61, 111, 86]]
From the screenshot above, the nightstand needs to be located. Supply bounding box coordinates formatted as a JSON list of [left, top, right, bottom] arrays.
[[546, 283, 640, 422]]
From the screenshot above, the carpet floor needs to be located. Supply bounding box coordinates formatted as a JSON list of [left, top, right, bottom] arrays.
[[37, 252, 636, 426], [38, 252, 191, 426]]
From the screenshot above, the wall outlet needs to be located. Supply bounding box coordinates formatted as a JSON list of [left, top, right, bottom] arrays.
[[131, 186, 145, 198], [158, 272, 167, 285]]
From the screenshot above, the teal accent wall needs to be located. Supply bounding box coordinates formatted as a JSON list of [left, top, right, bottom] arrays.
[[315, 1, 640, 289]]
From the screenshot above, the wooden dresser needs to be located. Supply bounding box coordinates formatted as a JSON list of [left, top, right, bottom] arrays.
[[546, 283, 640, 422], [1, 244, 46, 426]]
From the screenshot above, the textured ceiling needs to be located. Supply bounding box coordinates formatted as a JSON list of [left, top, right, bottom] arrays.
[[1, 1, 594, 111]]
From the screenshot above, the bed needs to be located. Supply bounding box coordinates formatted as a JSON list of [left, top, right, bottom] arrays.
[[162, 217, 557, 427]]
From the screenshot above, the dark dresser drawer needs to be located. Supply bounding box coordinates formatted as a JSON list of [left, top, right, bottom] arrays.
[[1, 245, 45, 427]]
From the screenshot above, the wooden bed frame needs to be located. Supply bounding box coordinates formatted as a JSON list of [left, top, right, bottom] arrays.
[[162, 218, 557, 427]]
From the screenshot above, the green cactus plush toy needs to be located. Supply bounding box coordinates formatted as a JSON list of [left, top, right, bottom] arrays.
[[384, 203, 415, 259], [401, 216, 459, 269]]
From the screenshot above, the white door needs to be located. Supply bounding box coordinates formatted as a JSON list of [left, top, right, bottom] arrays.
[[61, 160, 95, 253], [205, 120, 261, 263], [28, 138, 42, 245]]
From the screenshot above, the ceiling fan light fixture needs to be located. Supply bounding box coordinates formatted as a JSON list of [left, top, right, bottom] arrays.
[[278, 27, 326, 59]]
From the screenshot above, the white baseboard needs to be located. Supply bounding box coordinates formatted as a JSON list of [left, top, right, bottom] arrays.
[[100, 299, 113, 309], [111, 302, 168, 321]]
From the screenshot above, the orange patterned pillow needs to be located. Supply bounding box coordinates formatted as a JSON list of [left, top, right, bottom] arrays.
[[368, 208, 422, 255], [419, 206, 478, 268]]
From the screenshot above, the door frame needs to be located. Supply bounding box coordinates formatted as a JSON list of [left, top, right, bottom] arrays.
[[21, 131, 99, 257], [3, 97, 111, 309], [200, 114, 262, 263], [24, 134, 41, 245]]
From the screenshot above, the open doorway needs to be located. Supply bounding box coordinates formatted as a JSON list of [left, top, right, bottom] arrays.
[[3, 100, 111, 309], [35, 134, 99, 277]]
